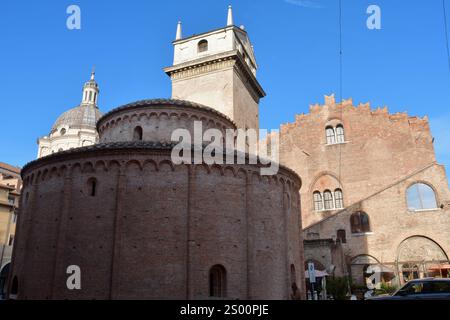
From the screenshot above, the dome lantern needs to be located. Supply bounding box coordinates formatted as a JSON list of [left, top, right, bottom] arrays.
[[81, 68, 99, 107]]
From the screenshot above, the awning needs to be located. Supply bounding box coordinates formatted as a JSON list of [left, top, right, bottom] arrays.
[[427, 264, 450, 270], [305, 270, 328, 278]]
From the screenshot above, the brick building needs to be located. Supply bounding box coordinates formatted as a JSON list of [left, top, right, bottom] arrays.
[[279, 94, 450, 290], [8, 7, 305, 300], [0, 162, 21, 298]]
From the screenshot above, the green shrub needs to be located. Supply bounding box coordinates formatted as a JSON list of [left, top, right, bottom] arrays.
[[326, 277, 349, 300], [375, 282, 398, 295]]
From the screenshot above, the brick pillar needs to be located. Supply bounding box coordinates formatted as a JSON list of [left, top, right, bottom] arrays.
[[50, 168, 72, 299], [186, 165, 194, 300], [110, 165, 125, 299]]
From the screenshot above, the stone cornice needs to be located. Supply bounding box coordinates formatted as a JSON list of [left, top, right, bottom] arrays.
[[164, 50, 266, 101], [21, 142, 301, 189]]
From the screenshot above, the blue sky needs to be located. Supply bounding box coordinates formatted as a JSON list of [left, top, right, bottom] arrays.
[[1, 0, 449, 175]]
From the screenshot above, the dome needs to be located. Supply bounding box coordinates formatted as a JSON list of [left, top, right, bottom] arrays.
[[51, 105, 102, 132]]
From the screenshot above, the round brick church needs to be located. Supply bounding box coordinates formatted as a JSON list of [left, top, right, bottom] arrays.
[[10, 99, 304, 299]]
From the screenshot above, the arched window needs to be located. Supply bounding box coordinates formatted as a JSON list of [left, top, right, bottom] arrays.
[[337, 229, 346, 243], [350, 211, 371, 234], [133, 126, 143, 141], [323, 190, 334, 210], [10, 276, 18, 297], [334, 189, 344, 209], [336, 125, 345, 143], [60, 128, 66, 136], [407, 183, 438, 211], [209, 265, 226, 298], [87, 178, 97, 197], [198, 40, 208, 53], [313, 191, 323, 211], [325, 127, 336, 145], [290, 264, 297, 285]]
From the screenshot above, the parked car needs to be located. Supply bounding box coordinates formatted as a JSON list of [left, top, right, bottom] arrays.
[[367, 278, 450, 300]]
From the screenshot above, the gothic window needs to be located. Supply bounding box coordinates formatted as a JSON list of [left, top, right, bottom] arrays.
[[407, 183, 438, 211], [313, 191, 323, 211], [87, 178, 97, 197], [10, 276, 18, 296], [290, 264, 297, 285], [8, 235, 14, 246], [334, 189, 344, 209], [336, 125, 345, 143], [198, 40, 208, 53], [209, 265, 227, 298], [326, 127, 336, 145], [133, 126, 143, 141], [337, 229, 346, 243], [323, 190, 334, 210], [350, 211, 371, 234]]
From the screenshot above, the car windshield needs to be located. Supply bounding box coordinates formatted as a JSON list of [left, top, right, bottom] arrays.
[[396, 281, 450, 295]]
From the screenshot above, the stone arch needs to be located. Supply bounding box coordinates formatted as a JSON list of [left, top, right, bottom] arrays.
[[194, 164, 211, 175], [158, 160, 174, 172], [138, 113, 147, 121], [159, 112, 169, 120], [308, 171, 343, 195], [41, 169, 49, 181], [349, 254, 382, 286], [94, 160, 107, 172], [49, 167, 59, 179], [325, 118, 343, 127], [70, 163, 82, 175], [130, 114, 139, 122], [350, 254, 380, 265], [236, 168, 247, 179], [142, 159, 158, 172], [36, 171, 42, 184], [210, 164, 224, 176], [0, 262, 10, 298], [125, 160, 142, 171], [108, 160, 121, 170], [396, 236, 448, 264], [168, 112, 179, 121], [304, 259, 325, 271], [395, 236, 449, 284], [82, 162, 95, 173], [223, 166, 236, 177], [272, 175, 279, 185], [59, 165, 68, 177], [251, 171, 261, 183]]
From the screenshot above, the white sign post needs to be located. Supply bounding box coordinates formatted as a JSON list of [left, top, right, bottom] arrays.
[[308, 262, 316, 283], [308, 262, 316, 300]]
